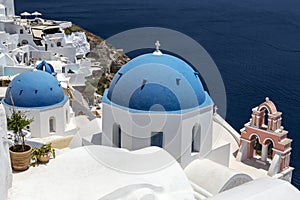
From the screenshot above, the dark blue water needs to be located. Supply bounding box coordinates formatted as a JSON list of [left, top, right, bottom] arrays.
[[15, 0, 300, 188]]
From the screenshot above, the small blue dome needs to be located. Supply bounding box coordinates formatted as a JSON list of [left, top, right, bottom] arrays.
[[36, 60, 55, 75], [106, 53, 210, 111], [4, 70, 65, 107]]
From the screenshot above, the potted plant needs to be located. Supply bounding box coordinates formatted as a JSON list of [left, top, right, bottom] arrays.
[[7, 109, 33, 171], [32, 143, 55, 166]]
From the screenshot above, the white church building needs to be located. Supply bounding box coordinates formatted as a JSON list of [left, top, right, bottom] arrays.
[[2, 69, 77, 138], [101, 50, 229, 167]]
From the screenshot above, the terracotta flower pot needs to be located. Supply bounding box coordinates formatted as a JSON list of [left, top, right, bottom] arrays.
[[38, 153, 51, 163], [9, 145, 32, 171]]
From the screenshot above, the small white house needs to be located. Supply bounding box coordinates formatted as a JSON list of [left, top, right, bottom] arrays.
[[2, 70, 76, 138]]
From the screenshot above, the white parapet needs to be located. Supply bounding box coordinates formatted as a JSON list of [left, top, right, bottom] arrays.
[[0, 104, 12, 200]]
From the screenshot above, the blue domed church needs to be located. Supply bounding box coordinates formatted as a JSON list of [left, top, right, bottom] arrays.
[[102, 50, 215, 166], [2, 70, 74, 138]]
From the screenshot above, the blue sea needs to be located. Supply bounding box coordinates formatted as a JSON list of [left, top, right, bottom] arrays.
[[15, 0, 300, 188]]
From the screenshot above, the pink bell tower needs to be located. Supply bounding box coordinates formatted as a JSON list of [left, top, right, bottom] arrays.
[[236, 98, 294, 180]]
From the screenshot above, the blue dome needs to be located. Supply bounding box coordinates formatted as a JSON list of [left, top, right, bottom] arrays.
[[36, 60, 55, 75], [106, 53, 211, 112], [4, 70, 65, 108]]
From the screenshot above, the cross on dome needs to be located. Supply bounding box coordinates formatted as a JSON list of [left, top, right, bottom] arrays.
[[153, 40, 163, 56], [155, 40, 160, 51]]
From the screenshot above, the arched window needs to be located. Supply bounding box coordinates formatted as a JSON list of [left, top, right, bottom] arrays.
[[49, 117, 56, 132], [191, 124, 201, 153], [21, 40, 28, 45], [66, 110, 69, 123], [112, 123, 121, 148]]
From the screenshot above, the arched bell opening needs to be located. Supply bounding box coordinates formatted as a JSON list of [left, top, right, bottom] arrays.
[[249, 134, 261, 159]]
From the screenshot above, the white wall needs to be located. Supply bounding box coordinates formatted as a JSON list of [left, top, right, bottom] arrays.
[[0, 6, 5, 16], [102, 102, 214, 167], [39, 102, 69, 137], [0, 0, 14, 17], [19, 33, 39, 50], [47, 45, 76, 62], [206, 143, 230, 167], [0, 104, 12, 200], [3, 99, 72, 138], [180, 107, 213, 167], [31, 50, 53, 60]]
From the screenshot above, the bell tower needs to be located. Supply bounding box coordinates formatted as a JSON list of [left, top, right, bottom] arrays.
[[236, 98, 293, 179]]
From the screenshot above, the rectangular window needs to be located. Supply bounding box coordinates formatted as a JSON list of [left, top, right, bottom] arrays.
[[151, 132, 163, 148]]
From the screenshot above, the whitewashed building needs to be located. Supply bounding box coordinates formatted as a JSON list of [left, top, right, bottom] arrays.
[[101, 51, 230, 167], [2, 69, 77, 138]]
